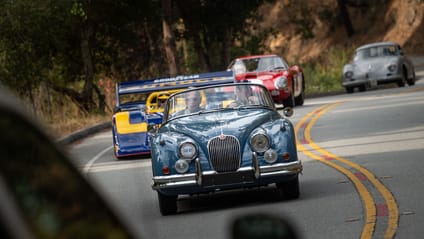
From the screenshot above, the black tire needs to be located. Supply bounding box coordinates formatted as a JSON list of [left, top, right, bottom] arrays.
[[276, 175, 300, 200], [407, 71, 416, 86], [345, 86, 354, 94], [294, 78, 305, 106], [158, 192, 177, 216], [397, 68, 407, 87], [282, 92, 295, 108], [358, 84, 366, 92]]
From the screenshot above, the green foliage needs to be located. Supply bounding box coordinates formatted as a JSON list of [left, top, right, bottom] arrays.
[[302, 48, 350, 94], [285, 0, 315, 40]]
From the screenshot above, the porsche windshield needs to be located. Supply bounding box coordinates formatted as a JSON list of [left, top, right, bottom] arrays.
[[355, 45, 400, 60], [165, 84, 274, 119]]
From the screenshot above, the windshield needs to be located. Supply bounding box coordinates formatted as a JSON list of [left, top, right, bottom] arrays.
[[118, 92, 148, 111], [164, 84, 274, 120], [228, 56, 287, 73], [354, 45, 399, 61]]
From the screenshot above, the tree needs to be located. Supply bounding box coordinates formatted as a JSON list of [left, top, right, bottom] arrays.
[[160, 0, 180, 76], [175, 0, 271, 71], [337, 0, 355, 37]]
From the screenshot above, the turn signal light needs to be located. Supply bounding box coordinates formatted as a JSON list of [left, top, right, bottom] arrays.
[[162, 166, 170, 175]]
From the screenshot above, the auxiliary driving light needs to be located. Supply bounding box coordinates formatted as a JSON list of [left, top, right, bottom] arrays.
[[264, 149, 278, 164], [175, 159, 189, 173]]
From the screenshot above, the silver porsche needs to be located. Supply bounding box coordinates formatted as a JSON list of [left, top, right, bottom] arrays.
[[342, 42, 416, 93]]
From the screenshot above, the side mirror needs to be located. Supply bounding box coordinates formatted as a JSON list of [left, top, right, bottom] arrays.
[[148, 123, 159, 134], [283, 107, 294, 117]]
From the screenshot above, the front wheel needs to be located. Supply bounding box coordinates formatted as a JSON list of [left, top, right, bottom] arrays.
[[282, 93, 294, 108], [345, 86, 354, 94], [276, 175, 300, 200], [294, 77, 305, 106], [157, 192, 177, 216], [407, 71, 416, 86], [397, 68, 407, 87]]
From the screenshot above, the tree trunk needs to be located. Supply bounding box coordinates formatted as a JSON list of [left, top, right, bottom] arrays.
[[337, 0, 355, 37], [175, 0, 210, 72], [161, 0, 179, 76], [80, 18, 97, 112]]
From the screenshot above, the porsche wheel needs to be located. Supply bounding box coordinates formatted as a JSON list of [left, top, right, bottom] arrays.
[[407, 71, 416, 86], [397, 68, 407, 87], [345, 86, 354, 94], [158, 192, 177, 216], [277, 175, 300, 200]]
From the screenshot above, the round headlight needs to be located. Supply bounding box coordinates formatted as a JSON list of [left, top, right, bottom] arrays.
[[250, 133, 270, 153], [274, 76, 288, 89], [175, 159, 189, 173], [264, 149, 278, 164], [388, 64, 396, 72], [178, 142, 197, 159], [344, 71, 353, 79]]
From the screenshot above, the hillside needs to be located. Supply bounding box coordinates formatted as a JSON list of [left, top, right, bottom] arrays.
[[258, 0, 424, 63]]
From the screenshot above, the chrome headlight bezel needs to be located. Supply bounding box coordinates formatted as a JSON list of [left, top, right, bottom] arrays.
[[178, 141, 198, 160], [387, 64, 397, 72], [344, 71, 353, 79], [274, 76, 288, 89], [250, 132, 270, 153]]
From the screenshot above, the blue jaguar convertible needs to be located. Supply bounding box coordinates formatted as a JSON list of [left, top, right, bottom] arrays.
[[150, 83, 302, 215]]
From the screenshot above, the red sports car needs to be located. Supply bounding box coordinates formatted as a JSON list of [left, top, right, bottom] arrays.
[[228, 54, 305, 107]]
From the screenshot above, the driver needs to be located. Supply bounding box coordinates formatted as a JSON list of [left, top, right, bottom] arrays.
[[180, 91, 203, 114]]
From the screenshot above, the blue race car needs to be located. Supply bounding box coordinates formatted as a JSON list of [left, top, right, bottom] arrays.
[[112, 71, 234, 159], [150, 83, 302, 215]]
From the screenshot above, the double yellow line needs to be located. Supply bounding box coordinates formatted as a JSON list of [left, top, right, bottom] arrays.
[[294, 102, 398, 239]]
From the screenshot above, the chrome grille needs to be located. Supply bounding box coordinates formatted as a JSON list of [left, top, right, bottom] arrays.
[[207, 135, 240, 172]]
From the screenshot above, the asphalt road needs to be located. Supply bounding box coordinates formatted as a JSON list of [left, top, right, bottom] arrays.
[[68, 68, 424, 239]]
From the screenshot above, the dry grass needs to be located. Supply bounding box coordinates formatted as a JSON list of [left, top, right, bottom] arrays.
[[48, 114, 110, 138], [24, 83, 113, 139]]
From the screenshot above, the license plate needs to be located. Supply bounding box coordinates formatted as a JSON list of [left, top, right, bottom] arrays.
[[202, 171, 255, 187]]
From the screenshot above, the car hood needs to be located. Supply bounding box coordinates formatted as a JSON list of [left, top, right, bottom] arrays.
[[160, 109, 280, 144]]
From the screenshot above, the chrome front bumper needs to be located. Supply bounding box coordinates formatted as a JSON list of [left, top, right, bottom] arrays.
[[152, 156, 302, 190]]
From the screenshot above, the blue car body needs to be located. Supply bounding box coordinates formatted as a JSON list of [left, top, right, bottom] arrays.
[[112, 71, 234, 159], [150, 83, 302, 215]]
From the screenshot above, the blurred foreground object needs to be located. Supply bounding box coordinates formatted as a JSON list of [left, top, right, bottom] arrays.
[[0, 87, 138, 239]]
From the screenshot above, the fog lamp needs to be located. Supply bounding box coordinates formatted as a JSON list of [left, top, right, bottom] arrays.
[[264, 149, 278, 164], [175, 159, 189, 174]]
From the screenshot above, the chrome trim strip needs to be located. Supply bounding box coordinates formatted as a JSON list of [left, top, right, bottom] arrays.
[[253, 152, 259, 179], [195, 157, 202, 186]]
